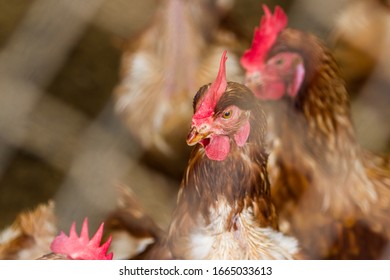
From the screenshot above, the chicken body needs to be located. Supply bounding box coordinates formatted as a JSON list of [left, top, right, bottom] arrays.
[[105, 185, 171, 260], [241, 6, 390, 259], [167, 76, 299, 259], [114, 0, 243, 178], [0, 201, 56, 260]]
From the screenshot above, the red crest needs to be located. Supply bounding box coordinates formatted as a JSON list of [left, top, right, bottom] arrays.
[[240, 5, 288, 72], [193, 50, 228, 121], [50, 218, 113, 260]]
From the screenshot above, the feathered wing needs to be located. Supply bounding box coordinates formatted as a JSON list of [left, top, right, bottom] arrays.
[[104, 184, 172, 259]]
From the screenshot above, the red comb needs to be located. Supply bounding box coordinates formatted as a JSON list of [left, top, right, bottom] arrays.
[[240, 5, 287, 72], [193, 50, 228, 121], [50, 218, 113, 260]]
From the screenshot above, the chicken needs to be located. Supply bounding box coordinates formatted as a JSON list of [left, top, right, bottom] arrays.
[[166, 51, 299, 259], [113, 0, 243, 178], [241, 5, 390, 259], [0, 201, 56, 260], [104, 184, 171, 260], [38, 218, 113, 260]]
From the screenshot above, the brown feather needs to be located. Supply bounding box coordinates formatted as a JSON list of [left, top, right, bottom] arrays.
[[104, 184, 171, 259]]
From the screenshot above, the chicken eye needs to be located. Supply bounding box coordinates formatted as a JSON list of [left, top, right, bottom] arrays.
[[275, 58, 284, 65], [222, 110, 232, 119]]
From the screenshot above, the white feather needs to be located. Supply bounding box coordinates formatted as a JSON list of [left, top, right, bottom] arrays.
[[189, 199, 299, 259]]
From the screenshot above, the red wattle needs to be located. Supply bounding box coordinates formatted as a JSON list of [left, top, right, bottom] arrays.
[[204, 135, 230, 161]]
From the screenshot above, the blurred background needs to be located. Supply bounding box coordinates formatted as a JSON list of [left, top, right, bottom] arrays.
[[0, 0, 389, 236]]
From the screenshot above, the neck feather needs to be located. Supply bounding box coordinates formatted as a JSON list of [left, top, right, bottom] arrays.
[[177, 106, 273, 225]]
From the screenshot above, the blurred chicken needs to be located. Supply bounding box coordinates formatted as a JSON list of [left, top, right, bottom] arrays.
[[166, 51, 299, 259], [38, 218, 113, 260], [113, 0, 243, 178], [241, 6, 390, 259], [330, 0, 390, 152], [0, 201, 56, 260], [330, 0, 390, 95], [104, 184, 171, 259]]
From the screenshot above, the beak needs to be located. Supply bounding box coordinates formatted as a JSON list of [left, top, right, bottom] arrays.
[[186, 126, 210, 146]]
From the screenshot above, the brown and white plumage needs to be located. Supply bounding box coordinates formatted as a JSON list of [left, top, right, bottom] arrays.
[[166, 52, 299, 259], [241, 6, 390, 259], [113, 0, 243, 178], [0, 201, 56, 260], [104, 184, 171, 260]]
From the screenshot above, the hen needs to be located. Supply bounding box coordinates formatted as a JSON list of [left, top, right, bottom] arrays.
[[113, 0, 243, 178], [38, 218, 113, 260], [166, 51, 299, 259], [0, 201, 56, 260], [241, 6, 390, 259]]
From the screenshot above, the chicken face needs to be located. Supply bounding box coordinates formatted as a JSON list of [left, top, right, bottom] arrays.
[[186, 50, 252, 161], [187, 104, 251, 161], [240, 6, 306, 101], [245, 52, 305, 100]]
